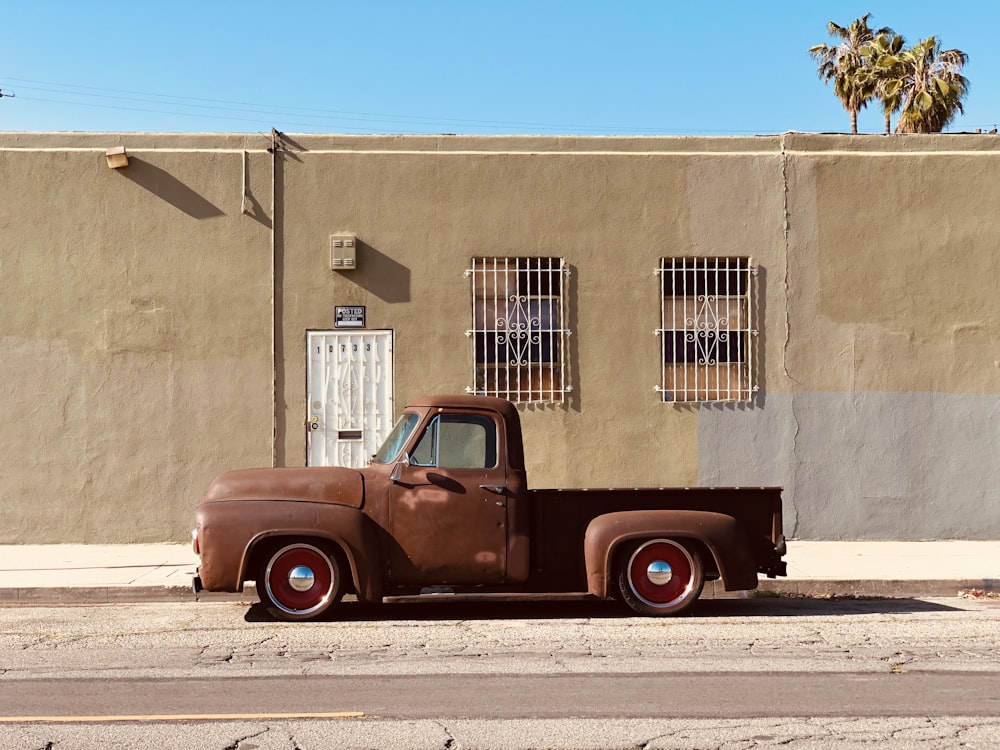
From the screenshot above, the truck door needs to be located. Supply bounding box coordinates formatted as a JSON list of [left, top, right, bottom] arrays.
[[387, 412, 507, 585]]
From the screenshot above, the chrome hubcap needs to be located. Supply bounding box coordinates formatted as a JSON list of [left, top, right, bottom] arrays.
[[287, 565, 316, 592], [646, 560, 673, 586]]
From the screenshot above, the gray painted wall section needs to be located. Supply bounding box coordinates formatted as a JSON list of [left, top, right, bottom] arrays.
[[698, 392, 1000, 539]]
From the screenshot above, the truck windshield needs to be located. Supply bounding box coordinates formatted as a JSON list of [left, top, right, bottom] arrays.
[[372, 412, 421, 464]]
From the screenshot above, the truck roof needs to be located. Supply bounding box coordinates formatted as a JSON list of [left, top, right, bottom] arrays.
[[407, 394, 519, 419]]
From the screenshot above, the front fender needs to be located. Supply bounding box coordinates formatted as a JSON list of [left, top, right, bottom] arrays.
[[196, 499, 383, 602], [584, 510, 757, 599]]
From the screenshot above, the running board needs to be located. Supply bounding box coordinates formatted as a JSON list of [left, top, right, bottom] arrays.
[[382, 591, 598, 605]]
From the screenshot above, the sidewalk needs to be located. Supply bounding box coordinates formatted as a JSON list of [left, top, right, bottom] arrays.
[[0, 541, 997, 605]]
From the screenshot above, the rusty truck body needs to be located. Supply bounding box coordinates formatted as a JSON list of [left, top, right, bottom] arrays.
[[193, 394, 786, 619]]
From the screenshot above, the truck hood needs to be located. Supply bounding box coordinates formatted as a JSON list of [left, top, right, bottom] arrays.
[[201, 467, 364, 509]]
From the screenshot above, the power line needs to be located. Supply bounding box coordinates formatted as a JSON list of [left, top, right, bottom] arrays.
[[0, 76, 772, 136]]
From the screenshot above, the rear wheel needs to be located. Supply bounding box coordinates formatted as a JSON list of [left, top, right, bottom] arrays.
[[260, 542, 343, 621], [617, 538, 704, 616]]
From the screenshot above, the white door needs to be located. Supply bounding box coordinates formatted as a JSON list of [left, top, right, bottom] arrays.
[[306, 330, 394, 467]]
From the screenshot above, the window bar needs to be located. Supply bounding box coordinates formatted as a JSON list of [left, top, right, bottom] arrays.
[[734, 258, 741, 400], [662, 257, 669, 400], [735, 257, 743, 400], [513, 256, 520, 401], [530, 257, 538, 401], [538, 258, 544, 401], [663, 257, 669, 400], [728, 257, 735, 401], [526, 258, 552, 401], [474, 259, 481, 396], [697, 257, 703, 402], [480, 257, 487, 397], [735, 258, 744, 400], [681, 257, 689, 401], [496, 257, 505, 400], [732, 258, 740, 401], [712, 258, 729, 399], [741, 258, 754, 401], [669, 257, 674, 400], [558, 259, 566, 402], [670, 258, 687, 401], [722, 256, 730, 401], [659, 259, 667, 398], [680, 257, 687, 401], [468, 261, 475, 395], [511, 256, 518, 401], [551, 260, 556, 402], [701, 257, 708, 401], [492, 256, 499, 399], [684, 258, 701, 401], [673, 257, 680, 401], [478, 258, 485, 396]]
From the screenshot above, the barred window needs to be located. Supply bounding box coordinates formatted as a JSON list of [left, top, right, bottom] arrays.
[[657, 257, 758, 402], [466, 257, 571, 403]]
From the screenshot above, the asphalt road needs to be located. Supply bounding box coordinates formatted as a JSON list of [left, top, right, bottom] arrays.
[[4, 672, 1000, 720], [0, 596, 998, 749]]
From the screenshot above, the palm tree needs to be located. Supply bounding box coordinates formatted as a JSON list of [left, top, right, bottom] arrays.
[[809, 14, 894, 134], [860, 33, 906, 134], [892, 37, 969, 133]]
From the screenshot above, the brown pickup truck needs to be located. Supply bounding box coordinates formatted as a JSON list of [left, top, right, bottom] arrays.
[[193, 394, 786, 620]]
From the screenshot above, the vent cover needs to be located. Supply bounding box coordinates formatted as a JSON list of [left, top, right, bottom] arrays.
[[330, 234, 357, 270]]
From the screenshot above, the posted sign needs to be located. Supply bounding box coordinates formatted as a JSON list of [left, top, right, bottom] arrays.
[[335, 306, 366, 328]]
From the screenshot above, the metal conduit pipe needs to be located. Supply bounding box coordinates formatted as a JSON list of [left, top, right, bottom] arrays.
[[270, 129, 279, 467]]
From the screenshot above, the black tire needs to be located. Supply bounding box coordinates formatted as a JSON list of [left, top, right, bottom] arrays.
[[616, 538, 704, 616], [259, 541, 343, 621]]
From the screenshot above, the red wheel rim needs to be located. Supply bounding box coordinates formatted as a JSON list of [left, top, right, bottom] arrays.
[[627, 540, 695, 608], [264, 544, 334, 616]]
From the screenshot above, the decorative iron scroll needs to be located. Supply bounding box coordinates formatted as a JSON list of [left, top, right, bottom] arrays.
[[466, 257, 571, 403], [657, 257, 757, 402]]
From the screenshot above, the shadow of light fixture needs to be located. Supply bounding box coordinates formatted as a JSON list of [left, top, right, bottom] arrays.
[[106, 146, 129, 169]]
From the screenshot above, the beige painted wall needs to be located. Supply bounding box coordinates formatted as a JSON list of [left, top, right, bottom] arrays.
[[1, 134, 274, 542], [3, 132, 998, 542], [274, 135, 786, 491], [786, 134, 1000, 394]]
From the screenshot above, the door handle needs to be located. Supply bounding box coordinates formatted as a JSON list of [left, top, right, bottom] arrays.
[[479, 484, 506, 495]]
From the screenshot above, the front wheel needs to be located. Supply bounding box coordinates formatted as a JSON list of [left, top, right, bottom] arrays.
[[617, 538, 704, 616], [260, 542, 343, 621]]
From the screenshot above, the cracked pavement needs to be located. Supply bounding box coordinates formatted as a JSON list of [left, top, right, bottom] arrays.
[[0, 596, 998, 748]]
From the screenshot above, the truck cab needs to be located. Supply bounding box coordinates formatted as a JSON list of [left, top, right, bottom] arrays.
[[368, 396, 530, 587]]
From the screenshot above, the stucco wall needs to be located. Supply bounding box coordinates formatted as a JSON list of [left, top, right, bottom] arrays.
[[3, 132, 999, 542], [1, 134, 274, 542], [273, 135, 786, 492], [698, 134, 1000, 538]]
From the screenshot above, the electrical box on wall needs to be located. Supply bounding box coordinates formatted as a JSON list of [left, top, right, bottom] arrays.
[[330, 234, 357, 270]]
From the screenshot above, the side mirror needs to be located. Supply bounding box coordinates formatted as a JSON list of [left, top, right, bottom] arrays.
[[389, 454, 411, 483]]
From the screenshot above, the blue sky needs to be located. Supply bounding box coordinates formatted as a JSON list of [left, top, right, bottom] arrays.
[[1, 2, 997, 135]]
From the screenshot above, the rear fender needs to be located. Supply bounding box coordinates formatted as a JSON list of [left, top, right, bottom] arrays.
[[584, 510, 756, 598]]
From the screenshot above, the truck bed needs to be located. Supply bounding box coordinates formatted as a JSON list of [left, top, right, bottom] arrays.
[[526, 487, 785, 592]]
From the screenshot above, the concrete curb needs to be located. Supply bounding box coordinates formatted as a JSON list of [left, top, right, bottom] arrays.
[[0, 584, 259, 605], [751, 578, 998, 599], [1, 579, 994, 606]]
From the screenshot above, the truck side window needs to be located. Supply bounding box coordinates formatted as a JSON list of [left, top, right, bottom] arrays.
[[410, 415, 498, 469]]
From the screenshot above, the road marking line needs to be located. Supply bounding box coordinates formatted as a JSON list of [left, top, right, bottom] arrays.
[[0, 712, 365, 724]]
